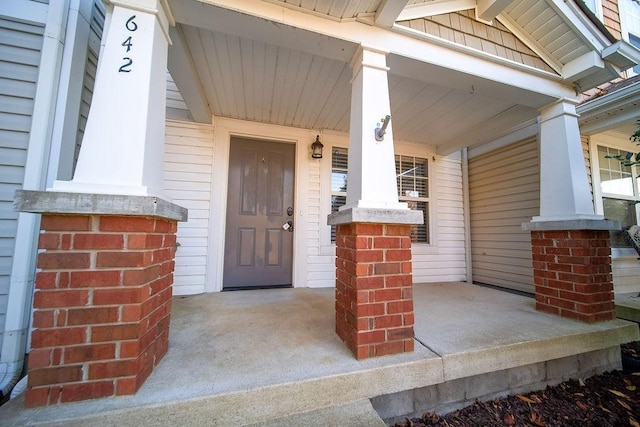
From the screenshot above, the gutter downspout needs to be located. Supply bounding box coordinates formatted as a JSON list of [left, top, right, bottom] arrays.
[[462, 148, 473, 284], [0, 0, 70, 398]]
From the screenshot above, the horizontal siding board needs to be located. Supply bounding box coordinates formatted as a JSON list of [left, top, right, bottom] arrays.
[[164, 120, 214, 295], [0, 16, 44, 352]]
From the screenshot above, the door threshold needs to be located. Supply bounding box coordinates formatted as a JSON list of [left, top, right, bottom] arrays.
[[222, 284, 293, 292]]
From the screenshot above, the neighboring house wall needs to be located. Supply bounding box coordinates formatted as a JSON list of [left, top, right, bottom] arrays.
[[589, 130, 640, 294], [469, 137, 538, 294], [0, 14, 45, 357], [602, 0, 622, 40]]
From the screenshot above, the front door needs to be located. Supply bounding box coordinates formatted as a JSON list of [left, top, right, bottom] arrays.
[[223, 137, 295, 290]]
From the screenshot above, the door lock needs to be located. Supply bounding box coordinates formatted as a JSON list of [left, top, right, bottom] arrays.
[[287, 206, 294, 216], [282, 220, 293, 232]]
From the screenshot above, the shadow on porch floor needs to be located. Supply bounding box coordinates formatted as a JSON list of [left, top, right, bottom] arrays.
[[1, 282, 638, 426]]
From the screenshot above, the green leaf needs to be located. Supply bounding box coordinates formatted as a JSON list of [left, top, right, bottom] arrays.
[[626, 152, 634, 160]]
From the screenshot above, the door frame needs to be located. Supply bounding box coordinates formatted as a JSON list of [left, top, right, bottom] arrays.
[[207, 117, 311, 292]]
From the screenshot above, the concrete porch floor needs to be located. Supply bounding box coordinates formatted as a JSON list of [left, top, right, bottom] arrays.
[[1, 282, 638, 426]]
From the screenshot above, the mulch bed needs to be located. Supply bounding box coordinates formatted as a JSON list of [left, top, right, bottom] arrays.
[[394, 343, 640, 427]]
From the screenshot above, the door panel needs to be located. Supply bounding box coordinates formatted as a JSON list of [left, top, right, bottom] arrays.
[[223, 138, 295, 289]]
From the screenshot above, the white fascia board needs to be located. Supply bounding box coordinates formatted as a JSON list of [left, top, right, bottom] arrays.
[[476, 0, 514, 22], [577, 80, 640, 133], [0, 0, 48, 24], [396, 0, 475, 21], [602, 40, 640, 70], [374, 0, 410, 28], [167, 24, 212, 123], [179, 0, 575, 103], [580, 107, 640, 135], [578, 81, 640, 117], [562, 51, 605, 82]]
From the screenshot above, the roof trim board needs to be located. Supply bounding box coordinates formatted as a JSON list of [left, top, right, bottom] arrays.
[[374, 0, 410, 28], [477, 0, 515, 22], [168, 24, 212, 123]]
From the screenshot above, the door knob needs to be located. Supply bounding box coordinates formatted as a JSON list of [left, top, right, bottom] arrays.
[[282, 220, 293, 232]]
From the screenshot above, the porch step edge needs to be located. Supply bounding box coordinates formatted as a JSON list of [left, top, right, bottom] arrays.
[[240, 399, 386, 427]]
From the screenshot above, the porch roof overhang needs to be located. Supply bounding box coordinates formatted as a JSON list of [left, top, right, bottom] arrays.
[[166, 0, 634, 155], [577, 75, 640, 136]]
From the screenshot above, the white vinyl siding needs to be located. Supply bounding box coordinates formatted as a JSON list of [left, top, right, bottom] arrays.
[[412, 155, 467, 283], [469, 137, 538, 293], [166, 72, 192, 121], [164, 120, 214, 295], [0, 16, 44, 353]]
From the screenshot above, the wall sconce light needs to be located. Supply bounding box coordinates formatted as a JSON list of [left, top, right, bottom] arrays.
[[375, 115, 391, 141], [311, 135, 323, 159]]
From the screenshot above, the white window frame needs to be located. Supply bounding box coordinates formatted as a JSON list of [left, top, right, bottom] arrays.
[[590, 132, 640, 255], [319, 137, 437, 255]]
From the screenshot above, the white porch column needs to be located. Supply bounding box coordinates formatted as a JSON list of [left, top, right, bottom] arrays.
[[533, 98, 602, 222], [343, 45, 407, 211], [52, 0, 174, 197]]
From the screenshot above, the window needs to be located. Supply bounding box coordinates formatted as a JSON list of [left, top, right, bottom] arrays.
[[330, 147, 348, 242], [630, 34, 640, 75], [597, 145, 640, 247], [396, 155, 429, 243], [330, 148, 430, 243]]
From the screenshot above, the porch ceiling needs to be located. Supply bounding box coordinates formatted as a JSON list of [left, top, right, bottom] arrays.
[[175, 23, 536, 149], [169, 0, 544, 152]]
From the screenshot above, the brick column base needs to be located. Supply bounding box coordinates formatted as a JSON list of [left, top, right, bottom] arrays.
[[530, 229, 615, 323], [25, 214, 177, 407], [335, 223, 414, 359]]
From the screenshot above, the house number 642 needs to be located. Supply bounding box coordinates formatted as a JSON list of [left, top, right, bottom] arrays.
[[119, 15, 137, 73]]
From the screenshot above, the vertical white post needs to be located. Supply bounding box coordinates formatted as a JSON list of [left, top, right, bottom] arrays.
[[343, 45, 407, 211], [533, 98, 601, 222], [52, 0, 174, 197]]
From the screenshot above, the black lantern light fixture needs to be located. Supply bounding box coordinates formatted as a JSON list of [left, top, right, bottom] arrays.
[[311, 135, 323, 159]]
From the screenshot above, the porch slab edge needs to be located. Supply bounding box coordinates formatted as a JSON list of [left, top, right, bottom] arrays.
[[441, 320, 639, 381], [0, 352, 444, 427], [521, 219, 620, 231], [14, 190, 188, 222], [327, 207, 423, 225]]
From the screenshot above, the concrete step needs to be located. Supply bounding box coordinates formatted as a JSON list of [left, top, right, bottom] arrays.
[[244, 400, 386, 427], [616, 292, 640, 323]]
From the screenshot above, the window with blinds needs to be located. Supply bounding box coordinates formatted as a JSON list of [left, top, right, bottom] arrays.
[[330, 148, 430, 243]]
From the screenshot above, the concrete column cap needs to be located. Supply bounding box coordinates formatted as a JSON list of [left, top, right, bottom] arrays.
[[522, 219, 620, 231], [14, 190, 188, 222], [328, 207, 423, 226]]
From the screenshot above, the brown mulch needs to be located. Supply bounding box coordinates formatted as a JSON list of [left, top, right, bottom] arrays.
[[394, 343, 640, 427]]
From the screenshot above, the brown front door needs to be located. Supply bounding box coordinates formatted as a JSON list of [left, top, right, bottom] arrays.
[[223, 137, 295, 290]]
